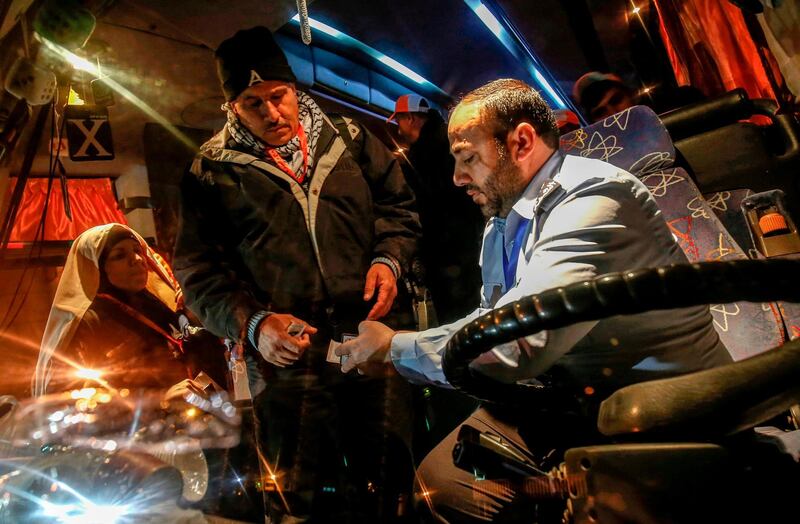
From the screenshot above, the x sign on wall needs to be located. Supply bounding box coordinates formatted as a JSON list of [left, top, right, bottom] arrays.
[[65, 105, 115, 161]]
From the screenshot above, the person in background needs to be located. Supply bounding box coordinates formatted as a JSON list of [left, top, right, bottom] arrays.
[[389, 94, 484, 452], [572, 71, 637, 123], [389, 94, 484, 324], [574, 71, 706, 123], [173, 26, 421, 523], [33, 223, 222, 397]]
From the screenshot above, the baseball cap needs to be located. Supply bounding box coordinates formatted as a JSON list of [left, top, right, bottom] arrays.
[[387, 94, 431, 123], [572, 72, 626, 106], [554, 109, 580, 131]]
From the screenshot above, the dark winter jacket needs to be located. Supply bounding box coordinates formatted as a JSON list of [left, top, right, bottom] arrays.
[[174, 115, 421, 341], [50, 292, 190, 391]]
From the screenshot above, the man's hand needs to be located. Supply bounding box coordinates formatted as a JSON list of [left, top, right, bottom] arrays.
[[335, 320, 397, 376], [256, 313, 317, 367], [164, 378, 206, 402], [364, 264, 397, 320]]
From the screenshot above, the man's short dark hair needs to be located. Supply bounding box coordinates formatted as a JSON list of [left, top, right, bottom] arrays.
[[456, 79, 560, 149]]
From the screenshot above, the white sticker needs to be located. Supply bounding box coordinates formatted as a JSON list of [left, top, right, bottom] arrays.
[[326, 339, 341, 364], [326, 334, 357, 365]]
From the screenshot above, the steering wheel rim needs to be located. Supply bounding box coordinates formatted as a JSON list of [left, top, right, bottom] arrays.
[[442, 259, 800, 404]]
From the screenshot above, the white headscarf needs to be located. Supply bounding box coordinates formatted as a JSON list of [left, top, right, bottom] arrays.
[[33, 223, 181, 397]]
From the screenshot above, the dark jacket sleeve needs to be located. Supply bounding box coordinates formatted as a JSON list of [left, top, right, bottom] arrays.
[[173, 162, 266, 341], [352, 122, 421, 272]]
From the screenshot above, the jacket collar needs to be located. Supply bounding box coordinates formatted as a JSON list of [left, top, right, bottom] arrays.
[[510, 149, 565, 220], [199, 115, 339, 168]]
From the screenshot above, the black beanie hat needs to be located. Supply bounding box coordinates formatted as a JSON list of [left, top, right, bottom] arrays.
[[215, 26, 297, 101]]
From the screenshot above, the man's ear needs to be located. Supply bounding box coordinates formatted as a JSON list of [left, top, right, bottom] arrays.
[[507, 122, 537, 162]]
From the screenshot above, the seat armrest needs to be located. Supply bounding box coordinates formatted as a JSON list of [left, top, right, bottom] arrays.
[[598, 338, 800, 438]]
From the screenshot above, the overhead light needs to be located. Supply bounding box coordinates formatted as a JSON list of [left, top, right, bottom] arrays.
[[377, 56, 425, 84], [473, 3, 504, 39], [291, 14, 341, 38], [464, 0, 568, 109], [289, 14, 443, 92], [632, 6, 641, 15], [530, 67, 565, 111]]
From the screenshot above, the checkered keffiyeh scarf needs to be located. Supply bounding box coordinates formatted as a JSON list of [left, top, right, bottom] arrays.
[[222, 90, 324, 183]]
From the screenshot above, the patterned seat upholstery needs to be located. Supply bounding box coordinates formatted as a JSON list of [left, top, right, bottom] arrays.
[[705, 188, 800, 341], [560, 106, 786, 359]]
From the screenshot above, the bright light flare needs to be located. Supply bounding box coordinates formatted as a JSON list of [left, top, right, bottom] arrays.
[[70, 387, 96, 400], [2, 459, 177, 523], [632, 6, 641, 14], [75, 368, 102, 380], [41, 500, 129, 524], [39, 37, 197, 151]]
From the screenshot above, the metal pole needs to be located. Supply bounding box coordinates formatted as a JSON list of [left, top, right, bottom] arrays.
[[0, 103, 51, 253]]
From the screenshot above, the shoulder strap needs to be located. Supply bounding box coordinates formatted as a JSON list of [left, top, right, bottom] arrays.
[[95, 293, 183, 352], [329, 114, 362, 160]]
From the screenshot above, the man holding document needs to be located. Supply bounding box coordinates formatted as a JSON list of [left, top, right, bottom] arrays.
[[336, 78, 730, 523]]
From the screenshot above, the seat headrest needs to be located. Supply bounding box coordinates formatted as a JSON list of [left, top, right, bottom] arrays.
[[560, 105, 676, 177], [659, 88, 752, 142]]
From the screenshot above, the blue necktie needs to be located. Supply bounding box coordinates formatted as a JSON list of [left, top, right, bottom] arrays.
[[502, 218, 531, 291]]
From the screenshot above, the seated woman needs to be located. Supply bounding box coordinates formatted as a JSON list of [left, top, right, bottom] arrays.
[[33, 223, 223, 396]]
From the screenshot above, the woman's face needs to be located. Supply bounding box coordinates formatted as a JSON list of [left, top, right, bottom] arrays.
[[103, 238, 148, 293]]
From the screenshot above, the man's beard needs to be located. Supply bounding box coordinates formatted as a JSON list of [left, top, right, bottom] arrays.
[[474, 145, 527, 219]]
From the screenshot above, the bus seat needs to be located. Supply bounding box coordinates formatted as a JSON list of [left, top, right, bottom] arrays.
[[560, 106, 785, 359], [703, 188, 800, 341], [663, 90, 800, 341], [701, 188, 756, 256], [660, 89, 800, 222]]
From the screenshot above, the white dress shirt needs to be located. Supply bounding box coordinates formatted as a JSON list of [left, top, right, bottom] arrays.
[[391, 151, 730, 391]]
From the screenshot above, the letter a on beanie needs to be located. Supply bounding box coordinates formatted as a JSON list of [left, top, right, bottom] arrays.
[[249, 70, 264, 86]]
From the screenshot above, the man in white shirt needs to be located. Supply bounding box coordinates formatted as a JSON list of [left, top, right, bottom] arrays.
[[337, 79, 730, 522]]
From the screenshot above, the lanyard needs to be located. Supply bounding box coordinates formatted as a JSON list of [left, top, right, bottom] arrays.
[[266, 124, 309, 184], [96, 293, 184, 353], [502, 218, 531, 291]]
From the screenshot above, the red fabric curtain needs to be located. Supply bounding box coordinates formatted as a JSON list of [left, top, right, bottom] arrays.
[[653, 0, 778, 101], [8, 177, 127, 242]]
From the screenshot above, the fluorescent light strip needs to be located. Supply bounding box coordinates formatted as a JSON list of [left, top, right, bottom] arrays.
[[377, 56, 426, 84], [531, 67, 564, 109], [473, 3, 504, 39], [291, 15, 438, 90], [465, 1, 567, 109], [303, 17, 342, 38]]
